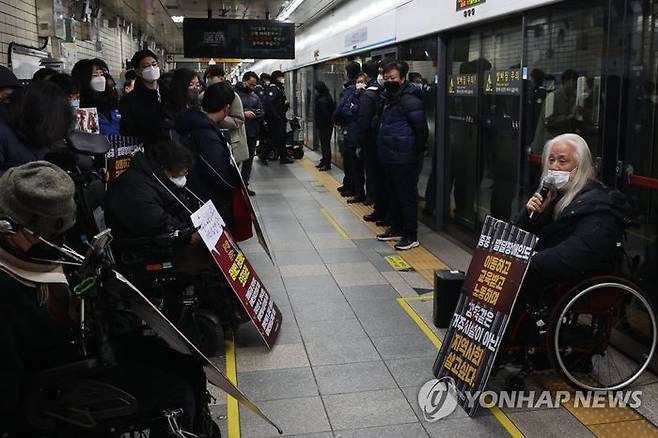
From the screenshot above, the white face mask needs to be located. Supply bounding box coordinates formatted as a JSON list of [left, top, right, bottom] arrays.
[[377, 74, 384, 86], [142, 65, 161, 82], [70, 99, 80, 110], [90, 76, 106, 92], [278, 78, 285, 85], [546, 169, 572, 189], [356, 83, 366, 90], [169, 175, 187, 188]]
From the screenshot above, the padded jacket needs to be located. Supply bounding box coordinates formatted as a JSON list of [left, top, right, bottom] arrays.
[[236, 83, 265, 139], [119, 80, 165, 145], [0, 114, 48, 173], [356, 79, 383, 151], [515, 180, 633, 284], [377, 81, 428, 165], [333, 81, 361, 148]]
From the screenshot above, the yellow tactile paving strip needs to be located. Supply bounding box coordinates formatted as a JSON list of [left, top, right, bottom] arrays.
[[299, 158, 658, 437], [302, 159, 448, 282]]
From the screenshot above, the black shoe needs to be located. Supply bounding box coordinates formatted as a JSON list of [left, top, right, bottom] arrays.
[[279, 158, 293, 164], [375, 219, 390, 227], [377, 229, 403, 241], [364, 197, 374, 206], [363, 213, 382, 222], [337, 185, 346, 192], [340, 190, 354, 198], [394, 237, 420, 250], [247, 189, 256, 196], [318, 165, 331, 171], [316, 161, 324, 168], [347, 196, 365, 204]]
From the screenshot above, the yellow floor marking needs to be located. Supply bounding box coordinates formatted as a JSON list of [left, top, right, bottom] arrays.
[[320, 207, 350, 239], [224, 327, 240, 438], [385, 255, 413, 271], [397, 297, 524, 437]]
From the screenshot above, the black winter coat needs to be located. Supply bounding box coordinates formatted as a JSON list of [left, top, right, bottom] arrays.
[[357, 79, 383, 150], [377, 82, 428, 164], [176, 108, 241, 228], [515, 180, 632, 284], [236, 83, 265, 138], [315, 94, 335, 130], [119, 80, 166, 145], [104, 152, 196, 240], [0, 113, 49, 173], [264, 83, 288, 122]]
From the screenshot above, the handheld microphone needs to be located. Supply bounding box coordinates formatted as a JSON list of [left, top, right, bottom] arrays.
[[529, 177, 555, 219]]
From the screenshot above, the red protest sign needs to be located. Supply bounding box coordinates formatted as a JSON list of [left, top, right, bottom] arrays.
[[191, 201, 282, 348], [433, 216, 538, 416]]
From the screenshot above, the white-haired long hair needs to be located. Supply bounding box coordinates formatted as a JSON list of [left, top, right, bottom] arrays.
[[540, 133, 596, 219]]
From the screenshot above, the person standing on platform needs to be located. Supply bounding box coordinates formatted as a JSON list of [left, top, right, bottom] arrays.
[[314, 81, 336, 171], [119, 49, 165, 145], [236, 71, 265, 195], [358, 61, 386, 218], [333, 61, 362, 199], [264, 70, 292, 164], [376, 60, 428, 251], [255, 73, 271, 165]]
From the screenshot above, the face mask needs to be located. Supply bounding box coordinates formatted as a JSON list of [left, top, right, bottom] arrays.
[[546, 169, 572, 189], [70, 99, 80, 110], [384, 81, 401, 94], [142, 65, 161, 82], [377, 74, 384, 86], [187, 87, 201, 106], [169, 175, 187, 188], [356, 83, 366, 90], [90, 76, 106, 92], [278, 78, 285, 85]]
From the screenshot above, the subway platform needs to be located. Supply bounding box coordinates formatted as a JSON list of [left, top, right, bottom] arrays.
[[207, 150, 658, 438]]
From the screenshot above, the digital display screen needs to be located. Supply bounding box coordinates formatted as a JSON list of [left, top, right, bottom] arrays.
[[183, 18, 295, 59], [456, 0, 486, 11]]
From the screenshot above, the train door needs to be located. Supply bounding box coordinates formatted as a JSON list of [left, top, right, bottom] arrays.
[[443, 20, 523, 241]]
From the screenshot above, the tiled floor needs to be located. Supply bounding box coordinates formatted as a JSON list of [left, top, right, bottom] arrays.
[[208, 152, 658, 437]]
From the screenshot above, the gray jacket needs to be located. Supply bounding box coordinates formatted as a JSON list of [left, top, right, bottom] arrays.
[[219, 92, 249, 163]]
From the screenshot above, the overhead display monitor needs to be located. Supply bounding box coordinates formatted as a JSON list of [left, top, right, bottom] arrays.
[[183, 18, 295, 59], [456, 0, 485, 10]]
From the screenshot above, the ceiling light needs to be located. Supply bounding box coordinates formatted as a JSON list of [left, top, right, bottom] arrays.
[[171, 16, 184, 23], [276, 0, 305, 21]]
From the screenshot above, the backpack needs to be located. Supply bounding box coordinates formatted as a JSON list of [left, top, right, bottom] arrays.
[[334, 85, 361, 125]]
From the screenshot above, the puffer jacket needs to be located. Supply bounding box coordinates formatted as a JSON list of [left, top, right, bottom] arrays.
[[357, 79, 383, 151], [219, 92, 249, 163], [119, 79, 165, 145], [377, 81, 428, 165], [333, 81, 361, 148], [516, 180, 633, 284], [235, 83, 265, 139], [176, 108, 241, 228]]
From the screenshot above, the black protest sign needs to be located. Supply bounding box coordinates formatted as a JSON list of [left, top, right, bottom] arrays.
[[432, 216, 538, 416]]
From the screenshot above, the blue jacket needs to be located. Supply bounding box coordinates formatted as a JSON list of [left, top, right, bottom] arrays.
[[333, 81, 361, 148], [377, 82, 429, 165], [99, 109, 121, 136], [0, 114, 48, 173]]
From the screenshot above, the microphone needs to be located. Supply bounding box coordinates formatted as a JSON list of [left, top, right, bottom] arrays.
[[529, 177, 555, 219]]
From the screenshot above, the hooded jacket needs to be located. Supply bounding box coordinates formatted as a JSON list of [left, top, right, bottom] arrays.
[[176, 108, 241, 228], [218, 92, 249, 163], [516, 180, 633, 284], [104, 152, 196, 240], [377, 81, 429, 165]]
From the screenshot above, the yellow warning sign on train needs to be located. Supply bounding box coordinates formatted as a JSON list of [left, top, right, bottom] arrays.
[[386, 255, 413, 271], [485, 71, 494, 93]]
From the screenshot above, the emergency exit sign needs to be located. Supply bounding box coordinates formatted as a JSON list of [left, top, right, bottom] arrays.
[[457, 0, 485, 11]]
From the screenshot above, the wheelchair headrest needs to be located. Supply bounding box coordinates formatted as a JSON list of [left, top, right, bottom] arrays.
[[67, 131, 111, 155]]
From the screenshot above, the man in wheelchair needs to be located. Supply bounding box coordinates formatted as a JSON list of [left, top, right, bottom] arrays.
[[0, 162, 219, 437], [104, 139, 248, 329], [500, 133, 657, 391]]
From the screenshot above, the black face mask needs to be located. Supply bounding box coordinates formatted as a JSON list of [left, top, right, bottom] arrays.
[[187, 88, 201, 107], [384, 81, 401, 94]]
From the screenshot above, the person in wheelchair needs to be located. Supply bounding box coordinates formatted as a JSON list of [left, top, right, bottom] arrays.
[[104, 139, 248, 326], [516, 132, 632, 294], [0, 162, 217, 437]]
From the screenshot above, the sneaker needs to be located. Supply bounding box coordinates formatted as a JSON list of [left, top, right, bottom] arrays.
[[377, 229, 403, 241], [316, 161, 325, 168], [340, 190, 354, 198], [363, 197, 374, 206], [395, 237, 420, 250], [318, 165, 331, 171], [347, 195, 365, 204], [363, 213, 382, 222], [375, 219, 390, 227], [337, 185, 347, 192]]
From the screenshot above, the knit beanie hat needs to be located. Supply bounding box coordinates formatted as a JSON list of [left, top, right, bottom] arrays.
[[0, 161, 76, 236]]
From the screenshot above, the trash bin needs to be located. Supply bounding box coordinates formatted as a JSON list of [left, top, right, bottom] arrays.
[[433, 269, 465, 328]]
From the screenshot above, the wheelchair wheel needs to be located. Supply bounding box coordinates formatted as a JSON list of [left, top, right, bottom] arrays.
[[547, 277, 657, 391], [180, 313, 221, 357]]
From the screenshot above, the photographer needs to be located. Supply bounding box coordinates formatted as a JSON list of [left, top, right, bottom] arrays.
[[0, 162, 216, 436], [516, 133, 632, 288]]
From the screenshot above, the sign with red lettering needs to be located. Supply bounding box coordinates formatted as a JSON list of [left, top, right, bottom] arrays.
[[191, 201, 282, 348], [432, 216, 538, 416], [105, 136, 142, 184]]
